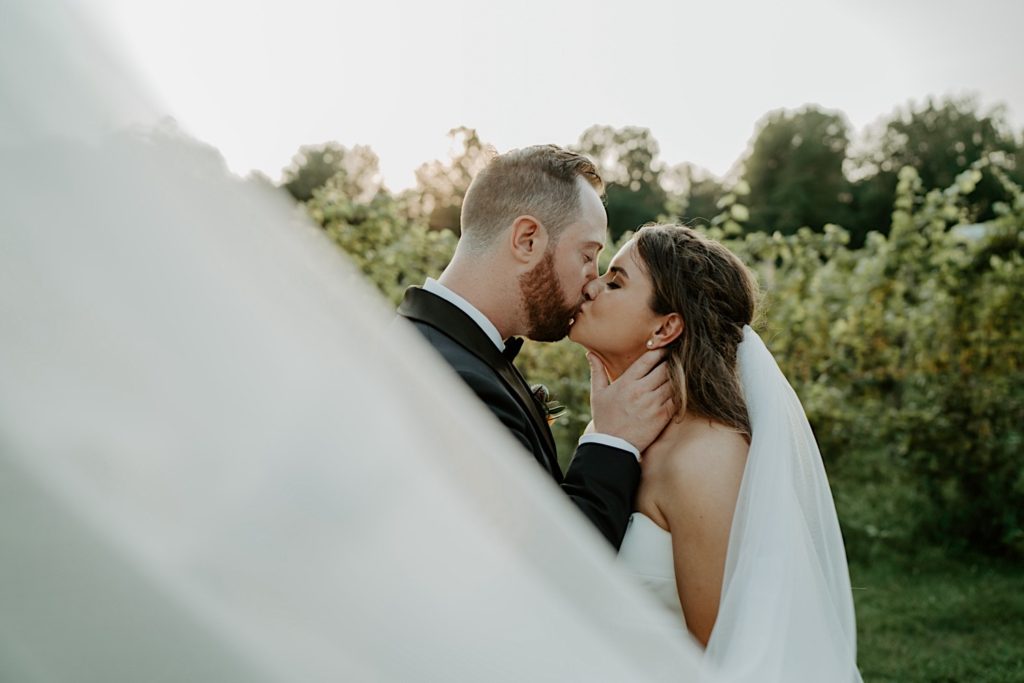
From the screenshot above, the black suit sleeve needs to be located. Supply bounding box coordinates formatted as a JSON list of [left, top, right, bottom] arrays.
[[460, 367, 641, 548], [563, 442, 641, 548]]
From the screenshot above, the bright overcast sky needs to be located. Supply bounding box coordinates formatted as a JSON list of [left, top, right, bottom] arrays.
[[85, 0, 1024, 190]]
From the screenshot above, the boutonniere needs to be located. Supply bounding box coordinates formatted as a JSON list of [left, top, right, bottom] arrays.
[[530, 383, 566, 426]]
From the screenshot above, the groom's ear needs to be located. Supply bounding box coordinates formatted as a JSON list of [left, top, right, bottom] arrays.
[[509, 215, 548, 264], [651, 313, 683, 348]]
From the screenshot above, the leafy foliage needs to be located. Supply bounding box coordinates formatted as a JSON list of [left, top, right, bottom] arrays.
[[305, 175, 456, 305], [281, 142, 383, 203], [741, 106, 853, 234], [573, 126, 671, 239], [847, 96, 1023, 245], [411, 127, 493, 234], [719, 156, 1024, 558], [662, 163, 726, 228]]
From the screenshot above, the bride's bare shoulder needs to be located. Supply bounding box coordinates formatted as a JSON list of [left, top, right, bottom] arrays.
[[643, 415, 748, 505]]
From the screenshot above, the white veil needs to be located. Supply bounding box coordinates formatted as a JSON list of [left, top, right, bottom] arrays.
[[702, 326, 863, 682], [0, 2, 705, 681]]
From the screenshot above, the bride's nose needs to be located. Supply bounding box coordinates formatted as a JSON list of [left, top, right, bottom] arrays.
[[583, 278, 602, 302]]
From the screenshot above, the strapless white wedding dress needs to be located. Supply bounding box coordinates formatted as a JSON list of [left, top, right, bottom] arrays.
[[617, 512, 686, 628]]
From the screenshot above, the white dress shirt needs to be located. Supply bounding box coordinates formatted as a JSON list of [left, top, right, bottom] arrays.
[[423, 279, 640, 460]]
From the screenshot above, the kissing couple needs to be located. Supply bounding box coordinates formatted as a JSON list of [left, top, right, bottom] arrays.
[[398, 145, 862, 681]]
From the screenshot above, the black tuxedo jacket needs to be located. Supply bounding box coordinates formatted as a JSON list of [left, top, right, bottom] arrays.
[[397, 286, 640, 548]]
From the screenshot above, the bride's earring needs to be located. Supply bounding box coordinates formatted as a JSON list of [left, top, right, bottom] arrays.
[[646, 340, 654, 349]]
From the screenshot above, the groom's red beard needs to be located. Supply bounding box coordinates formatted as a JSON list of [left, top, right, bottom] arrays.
[[519, 249, 580, 342]]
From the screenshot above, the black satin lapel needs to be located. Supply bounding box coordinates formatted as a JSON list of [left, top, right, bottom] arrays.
[[398, 287, 506, 368], [398, 287, 560, 472], [495, 364, 560, 471], [499, 366, 557, 462]]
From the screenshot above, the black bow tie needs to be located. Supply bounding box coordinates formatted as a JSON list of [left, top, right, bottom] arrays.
[[503, 337, 524, 362]]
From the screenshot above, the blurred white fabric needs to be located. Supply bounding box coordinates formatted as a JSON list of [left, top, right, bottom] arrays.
[[0, 1, 704, 681]]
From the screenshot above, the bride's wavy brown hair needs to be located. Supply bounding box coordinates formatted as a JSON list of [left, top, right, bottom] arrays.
[[634, 224, 759, 438]]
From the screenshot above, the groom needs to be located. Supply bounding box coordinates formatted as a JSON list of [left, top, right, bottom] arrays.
[[398, 145, 673, 548]]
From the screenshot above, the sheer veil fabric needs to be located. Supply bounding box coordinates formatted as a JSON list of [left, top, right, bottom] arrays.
[[1, 4, 861, 681], [701, 326, 863, 682], [0, 2, 705, 681]]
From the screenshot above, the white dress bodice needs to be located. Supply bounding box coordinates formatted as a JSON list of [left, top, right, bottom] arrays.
[[616, 512, 686, 626]]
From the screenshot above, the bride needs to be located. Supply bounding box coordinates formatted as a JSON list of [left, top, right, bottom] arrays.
[[570, 224, 863, 681]]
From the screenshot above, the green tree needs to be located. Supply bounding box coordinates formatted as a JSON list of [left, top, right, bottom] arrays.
[[412, 127, 493, 234], [741, 106, 852, 235], [661, 163, 727, 227], [573, 125, 669, 239], [718, 155, 1024, 558], [281, 142, 382, 203], [306, 175, 455, 305], [848, 96, 1022, 243]]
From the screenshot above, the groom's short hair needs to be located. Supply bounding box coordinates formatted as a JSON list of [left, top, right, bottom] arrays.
[[459, 145, 604, 250]]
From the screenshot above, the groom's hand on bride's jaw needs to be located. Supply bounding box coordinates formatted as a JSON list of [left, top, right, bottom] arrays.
[[587, 350, 675, 454]]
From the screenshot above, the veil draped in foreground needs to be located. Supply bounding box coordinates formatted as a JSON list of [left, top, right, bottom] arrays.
[[0, 3, 860, 681], [702, 326, 863, 682], [0, 2, 701, 681]]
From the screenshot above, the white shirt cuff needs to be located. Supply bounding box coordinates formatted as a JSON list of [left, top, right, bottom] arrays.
[[578, 433, 641, 461]]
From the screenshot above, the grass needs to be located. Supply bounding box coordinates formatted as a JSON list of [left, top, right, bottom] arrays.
[[852, 554, 1024, 682]]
